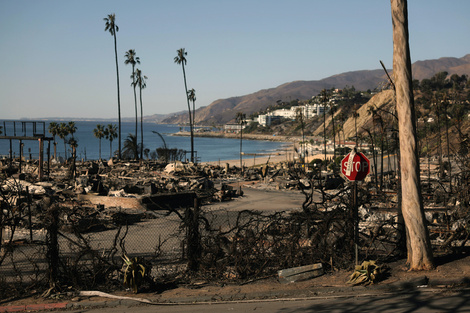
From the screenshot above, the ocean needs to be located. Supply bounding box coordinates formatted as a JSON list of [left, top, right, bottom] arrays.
[[0, 121, 288, 163]]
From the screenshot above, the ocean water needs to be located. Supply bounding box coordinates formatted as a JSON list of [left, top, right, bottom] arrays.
[[0, 121, 288, 163]]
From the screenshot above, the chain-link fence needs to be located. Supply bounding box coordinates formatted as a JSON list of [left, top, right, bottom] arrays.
[[2, 160, 470, 297]]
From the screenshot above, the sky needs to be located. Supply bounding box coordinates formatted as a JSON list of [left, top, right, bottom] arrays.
[[0, 0, 469, 120]]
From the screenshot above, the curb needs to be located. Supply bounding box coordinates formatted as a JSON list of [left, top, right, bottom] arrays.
[[0, 303, 67, 312], [1, 277, 469, 312]]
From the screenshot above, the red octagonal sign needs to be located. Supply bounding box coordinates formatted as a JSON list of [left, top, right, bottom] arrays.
[[341, 151, 370, 182]]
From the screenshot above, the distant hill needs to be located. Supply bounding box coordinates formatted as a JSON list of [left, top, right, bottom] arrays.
[[141, 112, 183, 124], [161, 54, 470, 125]]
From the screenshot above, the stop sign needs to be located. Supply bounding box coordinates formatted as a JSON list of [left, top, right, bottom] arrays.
[[341, 151, 370, 182]]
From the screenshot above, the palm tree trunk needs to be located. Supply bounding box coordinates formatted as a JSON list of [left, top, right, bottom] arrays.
[[181, 62, 194, 162], [391, 0, 433, 270], [64, 140, 67, 160], [53, 136, 57, 160], [132, 64, 138, 160], [99, 138, 102, 160], [113, 31, 122, 160], [192, 100, 196, 130]]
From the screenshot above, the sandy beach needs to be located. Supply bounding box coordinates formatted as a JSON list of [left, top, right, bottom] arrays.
[[174, 130, 335, 167]]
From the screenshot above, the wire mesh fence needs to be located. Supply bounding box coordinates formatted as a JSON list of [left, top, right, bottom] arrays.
[[1, 160, 470, 297]]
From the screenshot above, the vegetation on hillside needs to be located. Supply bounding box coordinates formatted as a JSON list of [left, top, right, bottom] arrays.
[[245, 72, 470, 160]]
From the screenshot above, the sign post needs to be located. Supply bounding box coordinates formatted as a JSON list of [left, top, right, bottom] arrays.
[[341, 150, 370, 265]]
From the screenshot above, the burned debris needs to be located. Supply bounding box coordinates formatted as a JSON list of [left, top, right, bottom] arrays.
[[1, 152, 470, 297]]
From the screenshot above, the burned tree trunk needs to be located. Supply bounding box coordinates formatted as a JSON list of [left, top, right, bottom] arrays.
[[390, 0, 434, 270]]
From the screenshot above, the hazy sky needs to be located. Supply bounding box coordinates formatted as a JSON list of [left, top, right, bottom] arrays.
[[1, 0, 469, 119]]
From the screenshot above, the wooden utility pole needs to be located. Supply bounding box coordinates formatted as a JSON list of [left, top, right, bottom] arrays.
[[391, 0, 433, 270]]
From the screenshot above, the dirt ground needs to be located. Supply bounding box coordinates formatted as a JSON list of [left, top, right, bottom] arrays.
[[3, 253, 469, 307]]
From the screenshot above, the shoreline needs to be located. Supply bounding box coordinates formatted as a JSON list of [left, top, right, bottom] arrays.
[[172, 131, 299, 167], [171, 130, 298, 143], [174, 131, 333, 167]]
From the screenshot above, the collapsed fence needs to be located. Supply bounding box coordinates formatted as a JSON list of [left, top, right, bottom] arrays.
[[1, 159, 470, 298]]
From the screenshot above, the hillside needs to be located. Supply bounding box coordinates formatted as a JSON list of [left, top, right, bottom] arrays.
[[161, 54, 470, 125]]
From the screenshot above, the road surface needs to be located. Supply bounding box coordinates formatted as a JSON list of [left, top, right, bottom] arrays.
[[68, 288, 470, 312]]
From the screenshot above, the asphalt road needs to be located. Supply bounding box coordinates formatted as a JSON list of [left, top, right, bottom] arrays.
[[68, 288, 470, 312]]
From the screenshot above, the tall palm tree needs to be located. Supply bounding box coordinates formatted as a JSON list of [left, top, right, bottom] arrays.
[[93, 124, 106, 160], [58, 122, 69, 160], [105, 124, 118, 159], [104, 13, 122, 159], [48, 122, 59, 160], [174, 48, 194, 162], [132, 68, 147, 161], [125, 49, 140, 158]]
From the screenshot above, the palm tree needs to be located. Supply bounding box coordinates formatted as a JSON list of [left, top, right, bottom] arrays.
[[67, 121, 77, 139], [58, 123, 69, 160], [93, 124, 106, 160], [122, 133, 139, 160], [48, 122, 59, 160], [105, 124, 118, 159], [104, 13, 122, 159], [125, 49, 140, 158], [236, 112, 246, 170], [132, 68, 147, 161], [174, 48, 194, 162]]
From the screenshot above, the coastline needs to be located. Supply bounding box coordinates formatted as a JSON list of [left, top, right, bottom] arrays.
[[173, 131, 298, 167], [172, 130, 297, 143], [172, 131, 333, 167]]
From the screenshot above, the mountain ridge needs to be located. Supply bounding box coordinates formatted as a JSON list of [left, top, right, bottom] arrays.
[[159, 54, 470, 125]]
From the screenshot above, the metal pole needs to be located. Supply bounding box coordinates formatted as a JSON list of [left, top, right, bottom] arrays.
[[38, 138, 44, 181], [9, 139, 12, 168], [354, 181, 359, 265], [19, 140, 23, 173], [26, 186, 33, 242]]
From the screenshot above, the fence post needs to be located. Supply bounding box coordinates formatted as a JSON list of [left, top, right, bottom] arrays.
[[186, 196, 201, 272], [45, 201, 60, 289], [38, 138, 44, 181]]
